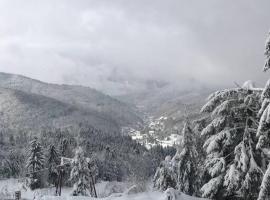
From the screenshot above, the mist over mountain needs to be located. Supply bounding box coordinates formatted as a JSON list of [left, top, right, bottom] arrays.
[[115, 80, 215, 117]]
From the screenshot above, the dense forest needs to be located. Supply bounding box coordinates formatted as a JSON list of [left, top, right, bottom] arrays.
[[0, 125, 176, 192]]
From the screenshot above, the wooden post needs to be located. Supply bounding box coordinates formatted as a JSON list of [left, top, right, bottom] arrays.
[[56, 167, 63, 196], [91, 174, 97, 198], [55, 177, 59, 196], [59, 169, 63, 196], [15, 191, 21, 200]]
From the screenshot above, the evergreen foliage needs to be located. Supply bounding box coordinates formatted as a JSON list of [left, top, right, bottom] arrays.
[[26, 137, 45, 190], [153, 155, 177, 191], [173, 121, 198, 196], [200, 87, 262, 199], [70, 147, 91, 196], [47, 145, 60, 187]]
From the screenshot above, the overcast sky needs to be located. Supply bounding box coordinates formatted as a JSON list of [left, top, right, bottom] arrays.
[[0, 0, 269, 94]]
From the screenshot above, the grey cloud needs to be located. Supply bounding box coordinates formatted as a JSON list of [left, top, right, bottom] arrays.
[[0, 0, 269, 94]]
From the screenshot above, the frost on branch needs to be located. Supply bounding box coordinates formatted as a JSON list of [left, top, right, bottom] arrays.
[[201, 175, 223, 199], [223, 164, 241, 196], [205, 156, 225, 177], [201, 117, 226, 136], [204, 130, 232, 154], [237, 133, 263, 199], [257, 103, 270, 149], [201, 89, 240, 113]]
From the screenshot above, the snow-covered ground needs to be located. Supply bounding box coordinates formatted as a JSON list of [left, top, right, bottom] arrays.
[[41, 191, 203, 200], [0, 179, 206, 200]]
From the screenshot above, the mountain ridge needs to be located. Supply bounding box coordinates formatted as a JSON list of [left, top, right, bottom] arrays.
[[0, 72, 143, 131]]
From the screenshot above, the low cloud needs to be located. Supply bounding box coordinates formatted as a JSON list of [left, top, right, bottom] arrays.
[[0, 0, 269, 94]]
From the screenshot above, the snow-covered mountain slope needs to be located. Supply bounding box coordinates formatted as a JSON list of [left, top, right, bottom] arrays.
[[0, 72, 142, 130], [0, 87, 119, 133]]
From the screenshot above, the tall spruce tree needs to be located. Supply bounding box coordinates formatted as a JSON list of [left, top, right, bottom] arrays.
[[26, 137, 45, 190], [200, 85, 262, 199]]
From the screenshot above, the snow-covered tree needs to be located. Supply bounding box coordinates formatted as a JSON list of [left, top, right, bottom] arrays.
[[263, 31, 270, 72], [256, 80, 270, 200], [258, 164, 270, 200], [26, 137, 45, 190], [256, 80, 270, 151], [172, 120, 198, 196], [3, 150, 25, 177], [47, 145, 60, 187], [70, 147, 91, 196], [255, 30, 270, 200], [153, 155, 177, 191], [200, 85, 262, 199]]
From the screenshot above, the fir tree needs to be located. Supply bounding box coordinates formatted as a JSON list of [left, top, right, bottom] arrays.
[[70, 147, 91, 196], [26, 137, 45, 190], [200, 85, 262, 199], [173, 121, 198, 196], [47, 145, 60, 187]]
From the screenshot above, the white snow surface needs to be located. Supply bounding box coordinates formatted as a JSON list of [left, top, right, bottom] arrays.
[[0, 179, 206, 200]]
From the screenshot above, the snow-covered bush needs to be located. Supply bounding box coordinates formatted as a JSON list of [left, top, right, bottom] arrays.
[[153, 155, 177, 191]]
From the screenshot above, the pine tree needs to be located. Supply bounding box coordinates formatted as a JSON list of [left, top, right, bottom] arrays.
[[173, 121, 198, 196], [200, 85, 262, 199], [26, 137, 45, 190], [47, 145, 60, 187], [70, 147, 91, 196], [153, 155, 177, 191]]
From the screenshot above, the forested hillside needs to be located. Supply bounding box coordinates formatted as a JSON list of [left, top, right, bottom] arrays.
[[0, 72, 142, 130]]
